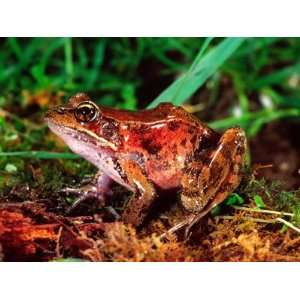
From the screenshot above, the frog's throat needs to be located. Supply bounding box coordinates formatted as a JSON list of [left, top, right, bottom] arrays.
[[47, 122, 117, 151]]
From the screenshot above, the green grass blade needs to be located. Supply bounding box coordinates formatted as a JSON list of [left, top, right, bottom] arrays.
[[234, 37, 280, 57], [251, 61, 300, 89], [190, 37, 214, 72], [0, 38, 43, 83], [85, 38, 106, 89], [172, 37, 214, 104], [0, 151, 79, 159], [64, 38, 74, 87], [7, 38, 23, 60], [209, 108, 300, 130], [148, 37, 246, 108]]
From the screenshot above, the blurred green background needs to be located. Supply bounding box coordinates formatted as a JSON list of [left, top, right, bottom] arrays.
[[1, 37, 300, 189]]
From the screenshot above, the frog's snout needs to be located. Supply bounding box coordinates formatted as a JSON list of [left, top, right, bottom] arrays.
[[51, 105, 67, 115], [45, 106, 66, 121], [44, 110, 51, 121]]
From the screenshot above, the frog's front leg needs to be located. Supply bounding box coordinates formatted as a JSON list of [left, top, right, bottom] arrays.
[[120, 160, 156, 227], [180, 127, 247, 234], [62, 170, 112, 211]]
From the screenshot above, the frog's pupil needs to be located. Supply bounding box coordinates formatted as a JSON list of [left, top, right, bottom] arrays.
[[75, 103, 97, 123]]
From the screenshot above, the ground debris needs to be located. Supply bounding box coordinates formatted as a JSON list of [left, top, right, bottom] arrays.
[[98, 222, 203, 262], [0, 201, 105, 261], [1, 183, 300, 261], [199, 216, 300, 262]]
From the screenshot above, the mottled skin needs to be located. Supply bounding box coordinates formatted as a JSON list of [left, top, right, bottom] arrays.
[[45, 93, 247, 228]]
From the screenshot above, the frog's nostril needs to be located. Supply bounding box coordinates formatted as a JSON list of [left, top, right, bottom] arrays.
[[55, 106, 66, 114], [44, 111, 50, 120]]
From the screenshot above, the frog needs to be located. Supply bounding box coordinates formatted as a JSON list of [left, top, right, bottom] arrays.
[[45, 93, 247, 232]]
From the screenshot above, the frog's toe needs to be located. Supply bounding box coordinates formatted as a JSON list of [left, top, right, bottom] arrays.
[[67, 194, 89, 213], [62, 184, 107, 212], [67, 193, 106, 213], [61, 186, 81, 195], [61, 185, 97, 196], [104, 206, 121, 221]]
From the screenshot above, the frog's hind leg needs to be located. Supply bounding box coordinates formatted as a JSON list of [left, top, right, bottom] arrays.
[[179, 127, 246, 237]]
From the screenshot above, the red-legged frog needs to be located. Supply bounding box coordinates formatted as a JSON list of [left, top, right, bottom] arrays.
[[45, 93, 246, 230]]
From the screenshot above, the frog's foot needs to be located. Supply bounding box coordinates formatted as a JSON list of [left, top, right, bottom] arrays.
[[159, 215, 194, 240], [61, 171, 112, 212], [176, 127, 247, 239], [62, 184, 104, 212]]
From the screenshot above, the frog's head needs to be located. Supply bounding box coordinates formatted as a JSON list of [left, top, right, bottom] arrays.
[[45, 93, 119, 160]]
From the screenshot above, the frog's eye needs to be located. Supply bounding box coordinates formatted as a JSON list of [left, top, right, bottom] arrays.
[[75, 101, 99, 123]]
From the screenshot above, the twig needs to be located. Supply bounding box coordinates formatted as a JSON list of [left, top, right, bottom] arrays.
[[252, 163, 273, 176], [55, 226, 63, 258], [276, 218, 300, 234], [216, 215, 276, 224], [232, 205, 294, 217]]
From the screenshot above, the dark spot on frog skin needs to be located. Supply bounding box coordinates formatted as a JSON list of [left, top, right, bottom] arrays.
[[236, 137, 246, 156], [209, 161, 222, 177], [101, 118, 119, 141], [209, 163, 224, 188], [200, 134, 219, 150], [190, 135, 197, 145], [167, 121, 180, 131], [188, 127, 194, 135], [133, 124, 151, 135], [113, 158, 129, 183], [170, 143, 178, 155], [194, 150, 211, 166], [141, 138, 162, 155], [221, 146, 232, 161], [180, 138, 187, 147]]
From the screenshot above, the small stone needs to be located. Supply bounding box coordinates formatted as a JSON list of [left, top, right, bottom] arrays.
[[5, 163, 17, 173]]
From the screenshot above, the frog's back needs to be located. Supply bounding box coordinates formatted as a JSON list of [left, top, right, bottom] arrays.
[[100, 102, 203, 127]]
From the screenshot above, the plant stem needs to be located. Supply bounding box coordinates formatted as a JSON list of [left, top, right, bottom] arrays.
[[0, 151, 79, 159], [64, 37, 73, 86]]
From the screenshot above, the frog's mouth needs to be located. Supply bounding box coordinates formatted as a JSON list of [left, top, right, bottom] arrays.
[[46, 121, 117, 152]]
